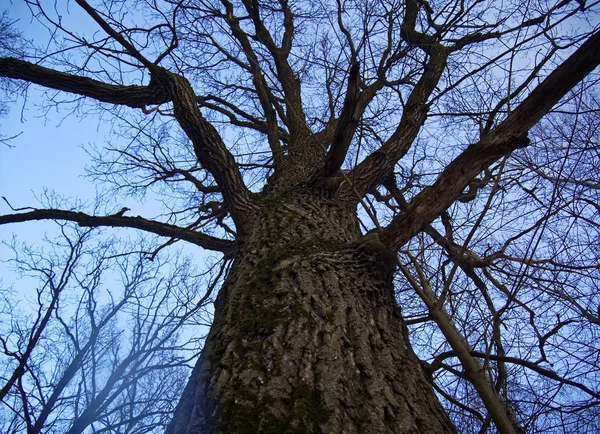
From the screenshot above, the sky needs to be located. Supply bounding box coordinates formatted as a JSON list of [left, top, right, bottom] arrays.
[[0, 2, 177, 300], [0, 4, 102, 293], [1, 2, 101, 224], [0, 11, 217, 420]]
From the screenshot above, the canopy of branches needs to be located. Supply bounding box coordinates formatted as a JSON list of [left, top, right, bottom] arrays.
[[0, 0, 599, 432]]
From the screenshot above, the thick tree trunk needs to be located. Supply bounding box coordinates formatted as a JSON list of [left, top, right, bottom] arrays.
[[167, 192, 455, 433]]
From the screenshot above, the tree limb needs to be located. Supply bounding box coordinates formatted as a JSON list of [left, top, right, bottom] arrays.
[[151, 70, 257, 228], [380, 30, 600, 251], [398, 252, 524, 434], [219, 0, 284, 168], [320, 61, 361, 178], [0, 57, 170, 108], [241, 0, 308, 139], [0, 55, 257, 228], [430, 350, 600, 400], [74, 0, 155, 69], [346, 0, 449, 198], [0, 209, 235, 255]]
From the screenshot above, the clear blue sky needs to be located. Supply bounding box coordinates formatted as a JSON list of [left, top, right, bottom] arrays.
[[0, 3, 102, 288]]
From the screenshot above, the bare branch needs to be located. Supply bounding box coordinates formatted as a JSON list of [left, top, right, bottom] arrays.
[[74, 0, 155, 69], [218, 0, 284, 167], [431, 350, 600, 400], [240, 0, 309, 139], [320, 61, 361, 178], [380, 30, 600, 251], [346, 0, 449, 197], [0, 209, 235, 255], [151, 70, 257, 227], [0, 57, 169, 108]]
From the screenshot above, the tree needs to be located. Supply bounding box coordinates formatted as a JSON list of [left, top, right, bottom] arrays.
[[1, 0, 599, 432], [0, 212, 221, 433]]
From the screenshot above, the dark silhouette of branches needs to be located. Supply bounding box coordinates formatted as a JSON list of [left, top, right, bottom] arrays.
[[0, 0, 599, 432], [0, 222, 223, 433]]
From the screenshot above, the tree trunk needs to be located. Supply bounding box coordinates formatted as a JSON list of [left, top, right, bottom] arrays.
[[167, 191, 456, 433]]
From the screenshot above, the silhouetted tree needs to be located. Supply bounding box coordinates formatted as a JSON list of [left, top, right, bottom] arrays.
[[0, 216, 220, 433], [1, 1, 599, 432]]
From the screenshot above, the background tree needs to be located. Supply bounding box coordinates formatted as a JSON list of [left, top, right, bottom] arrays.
[[1, 0, 599, 433], [0, 201, 221, 433]]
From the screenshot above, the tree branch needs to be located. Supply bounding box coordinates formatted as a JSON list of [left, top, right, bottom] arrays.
[[152, 70, 257, 228], [0, 57, 169, 108], [218, 0, 284, 168], [0, 56, 256, 230], [320, 61, 361, 178], [241, 0, 309, 139], [346, 0, 449, 198], [398, 252, 524, 434], [380, 30, 600, 251], [74, 0, 155, 69], [0, 209, 235, 255], [430, 350, 600, 400]]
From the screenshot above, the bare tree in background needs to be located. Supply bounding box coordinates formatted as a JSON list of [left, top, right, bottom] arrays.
[[1, 0, 600, 432], [0, 214, 220, 433]]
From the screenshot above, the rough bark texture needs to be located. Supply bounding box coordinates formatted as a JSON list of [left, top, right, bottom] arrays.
[[166, 191, 456, 433]]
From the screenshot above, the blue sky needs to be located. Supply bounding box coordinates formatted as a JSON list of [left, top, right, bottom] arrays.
[[0, 3, 221, 334], [0, 10, 216, 406], [0, 100, 104, 296], [0, 2, 158, 292], [1, 102, 101, 203], [1, 2, 101, 229]]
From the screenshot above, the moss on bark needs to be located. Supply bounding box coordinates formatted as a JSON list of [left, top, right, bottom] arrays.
[[166, 192, 456, 434]]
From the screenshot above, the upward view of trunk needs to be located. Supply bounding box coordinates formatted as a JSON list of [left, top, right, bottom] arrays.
[[3, 1, 600, 433], [167, 191, 456, 433]]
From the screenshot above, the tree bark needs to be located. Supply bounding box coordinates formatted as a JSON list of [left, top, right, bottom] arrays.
[[166, 191, 456, 433]]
